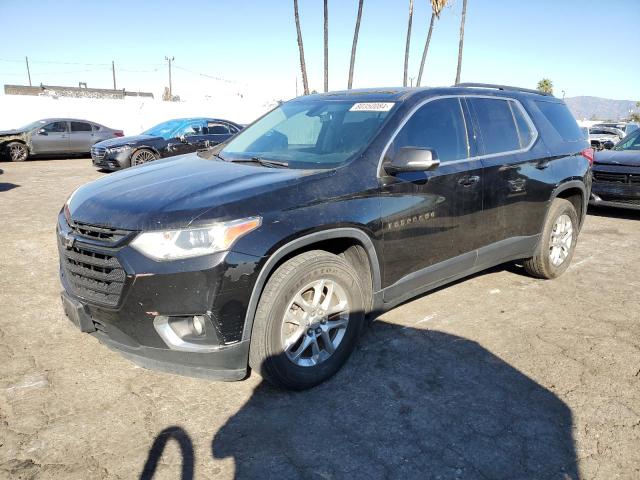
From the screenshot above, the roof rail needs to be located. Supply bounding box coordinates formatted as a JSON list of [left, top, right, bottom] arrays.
[[453, 83, 553, 97]]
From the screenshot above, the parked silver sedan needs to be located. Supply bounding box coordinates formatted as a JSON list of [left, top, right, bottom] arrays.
[[0, 118, 124, 162]]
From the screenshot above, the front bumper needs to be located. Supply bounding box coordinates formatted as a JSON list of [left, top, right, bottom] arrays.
[[57, 212, 262, 380], [590, 165, 640, 210], [91, 150, 131, 170]]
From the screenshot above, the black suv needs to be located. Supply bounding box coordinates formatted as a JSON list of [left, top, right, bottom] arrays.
[[58, 84, 592, 390]]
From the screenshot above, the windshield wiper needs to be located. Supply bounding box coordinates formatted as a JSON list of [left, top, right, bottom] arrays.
[[231, 157, 290, 168]]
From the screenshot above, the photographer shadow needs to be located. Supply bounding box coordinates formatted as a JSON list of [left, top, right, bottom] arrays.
[[211, 320, 578, 479]]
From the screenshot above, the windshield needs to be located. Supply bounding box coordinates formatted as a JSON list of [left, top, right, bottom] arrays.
[[221, 100, 395, 169], [142, 119, 186, 139], [20, 120, 48, 131], [613, 129, 640, 151]]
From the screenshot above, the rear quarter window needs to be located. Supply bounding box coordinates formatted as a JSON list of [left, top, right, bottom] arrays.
[[535, 101, 583, 142]]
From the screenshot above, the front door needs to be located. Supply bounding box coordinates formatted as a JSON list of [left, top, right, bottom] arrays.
[[31, 121, 70, 154], [379, 97, 484, 298]]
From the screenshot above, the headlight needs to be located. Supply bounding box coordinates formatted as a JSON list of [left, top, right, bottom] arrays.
[[130, 217, 261, 261], [107, 145, 133, 154]]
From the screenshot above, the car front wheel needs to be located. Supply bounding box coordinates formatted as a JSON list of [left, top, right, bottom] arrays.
[[130, 148, 157, 166], [7, 142, 29, 162], [249, 250, 367, 390]]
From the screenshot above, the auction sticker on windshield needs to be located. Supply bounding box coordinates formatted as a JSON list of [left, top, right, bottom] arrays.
[[349, 102, 395, 112]]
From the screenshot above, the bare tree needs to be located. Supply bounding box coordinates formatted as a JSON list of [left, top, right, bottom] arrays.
[[455, 0, 467, 85], [347, 0, 364, 89], [416, 0, 448, 87], [403, 0, 414, 87], [294, 0, 309, 95], [323, 0, 329, 92]]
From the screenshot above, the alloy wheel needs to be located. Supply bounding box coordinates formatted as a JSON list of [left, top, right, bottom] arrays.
[[9, 143, 27, 161], [132, 150, 156, 166], [281, 279, 350, 367]]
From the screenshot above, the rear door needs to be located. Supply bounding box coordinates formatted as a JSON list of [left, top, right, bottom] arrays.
[[379, 96, 484, 297], [30, 121, 70, 154], [69, 121, 93, 153], [467, 96, 547, 248]]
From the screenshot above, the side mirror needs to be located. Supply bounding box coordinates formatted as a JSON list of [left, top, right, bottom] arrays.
[[37, 129, 48, 135], [385, 147, 440, 175], [179, 135, 188, 144], [603, 140, 614, 150]]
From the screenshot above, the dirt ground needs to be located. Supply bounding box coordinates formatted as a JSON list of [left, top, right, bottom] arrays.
[[0, 159, 638, 480]]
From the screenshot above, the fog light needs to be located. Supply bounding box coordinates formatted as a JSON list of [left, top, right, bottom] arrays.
[[191, 315, 206, 336]]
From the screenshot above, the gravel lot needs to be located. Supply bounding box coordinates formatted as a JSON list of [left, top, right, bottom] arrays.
[[0, 159, 638, 480]]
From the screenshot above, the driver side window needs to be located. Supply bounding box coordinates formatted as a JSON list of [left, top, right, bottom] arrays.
[[386, 98, 470, 163], [43, 121, 68, 133], [177, 121, 204, 137]]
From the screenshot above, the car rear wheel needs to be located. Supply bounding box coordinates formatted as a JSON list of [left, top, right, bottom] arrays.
[[130, 148, 157, 166], [523, 198, 579, 279], [249, 250, 366, 390], [7, 142, 29, 162]]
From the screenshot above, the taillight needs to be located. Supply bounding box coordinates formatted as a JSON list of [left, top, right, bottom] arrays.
[[114, 131, 124, 137], [581, 147, 594, 166]]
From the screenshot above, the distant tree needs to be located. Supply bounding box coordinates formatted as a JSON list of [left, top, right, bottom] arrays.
[[323, 0, 329, 92], [455, 0, 468, 85], [403, 0, 415, 87], [417, 0, 448, 87], [630, 101, 640, 122], [347, 0, 364, 89], [537, 78, 554, 95], [293, 0, 309, 95]]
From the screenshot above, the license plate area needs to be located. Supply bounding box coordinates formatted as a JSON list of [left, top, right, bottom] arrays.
[[61, 292, 96, 333]]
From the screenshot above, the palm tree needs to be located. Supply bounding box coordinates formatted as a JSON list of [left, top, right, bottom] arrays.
[[455, 0, 467, 85], [323, 0, 329, 92], [403, 0, 414, 87], [416, 0, 448, 87], [347, 0, 364, 89], [536, 78, 554, 95], [293, 0, 309, 95]]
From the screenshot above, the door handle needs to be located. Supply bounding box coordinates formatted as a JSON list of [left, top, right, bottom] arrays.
[[458, 175, 480, 187]]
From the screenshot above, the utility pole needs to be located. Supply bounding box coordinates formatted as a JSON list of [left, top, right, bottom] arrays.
[[25, 56, 32, 86], [112, 60, 116, 90], [165, 56, 174, 99]]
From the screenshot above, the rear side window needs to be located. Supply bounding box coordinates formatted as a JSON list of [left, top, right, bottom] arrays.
[[535, 101, 583, 142], [71, 122, 92, 132], [387, 97, 470, 163], [468, 98, 528, 155]]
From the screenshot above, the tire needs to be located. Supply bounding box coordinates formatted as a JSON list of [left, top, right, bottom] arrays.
[[130, 148, 158, 167], [6, 142, 29, 162], [523, 198, 579, 279], [249, 250, 367, 390]]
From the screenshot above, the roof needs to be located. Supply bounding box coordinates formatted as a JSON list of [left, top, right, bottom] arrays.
[[294, 83, 561, 104]]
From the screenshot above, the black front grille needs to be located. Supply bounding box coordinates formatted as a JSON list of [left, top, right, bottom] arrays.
[[68, 219, 130, 244], [59, 237, 126, 307], [91, 146, 106, 160], [593, 171, 628, 183]]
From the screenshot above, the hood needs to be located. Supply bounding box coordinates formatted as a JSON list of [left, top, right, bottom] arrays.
[[67, 154, 322, 230], [594, 150, 640, 167], [95, 134, 159, 148], [0, 129, 26, 136]]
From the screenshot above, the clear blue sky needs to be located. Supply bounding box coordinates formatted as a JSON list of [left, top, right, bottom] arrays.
[[0, 0, 638, 100]]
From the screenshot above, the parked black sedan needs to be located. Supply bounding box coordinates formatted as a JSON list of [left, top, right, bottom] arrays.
[[91, 117, 242, 170], [590, 128, 640, 210]]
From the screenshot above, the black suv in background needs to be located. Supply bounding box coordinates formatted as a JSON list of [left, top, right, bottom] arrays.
[[59, 84, 592, 390], [91, 117, 242, 170]]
